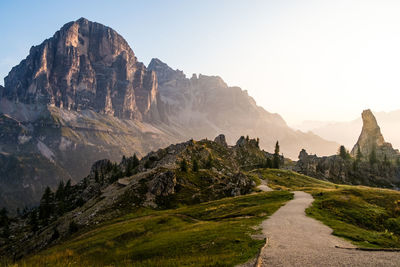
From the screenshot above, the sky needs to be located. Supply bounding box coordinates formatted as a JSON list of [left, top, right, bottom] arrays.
[[0, 0, 399, 126]]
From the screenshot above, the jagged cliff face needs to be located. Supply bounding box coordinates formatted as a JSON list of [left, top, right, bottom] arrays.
[[351, 109, 399, 160], [2, 18, 161, 121], [148, 58, 339, 159]]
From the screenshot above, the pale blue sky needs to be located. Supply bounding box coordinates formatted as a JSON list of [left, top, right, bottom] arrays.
[[1, 0, 399, 125]]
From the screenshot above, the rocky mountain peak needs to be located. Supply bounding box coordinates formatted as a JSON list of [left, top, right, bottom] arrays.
[[351, 109, 398, 159], [148, 58, 186, 84], [1, 18, 163, 121], [360, 109, 385, 145]]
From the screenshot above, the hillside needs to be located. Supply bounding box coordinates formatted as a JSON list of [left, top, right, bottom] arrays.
[[5, 168, 400, 266], [0, 135, 280, 260]]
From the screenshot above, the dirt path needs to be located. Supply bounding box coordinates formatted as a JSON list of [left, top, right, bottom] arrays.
[[259, 191, 400, 266]]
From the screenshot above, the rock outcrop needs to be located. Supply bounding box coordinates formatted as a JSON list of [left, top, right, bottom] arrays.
[[214, 134, 228, 147], [351, 109, 399, 160], [295, 111, 400, 188], [295, 149, 400, 188], [2, 18, 164, 121]]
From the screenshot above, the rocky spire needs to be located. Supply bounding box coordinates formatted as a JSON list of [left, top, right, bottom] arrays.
[[351, 109, 398, 160], [2, 18, 163, 121], [148, 58, 186, 84]]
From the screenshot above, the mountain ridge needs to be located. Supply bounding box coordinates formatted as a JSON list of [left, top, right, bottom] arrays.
[[0, 18, 339, 210]]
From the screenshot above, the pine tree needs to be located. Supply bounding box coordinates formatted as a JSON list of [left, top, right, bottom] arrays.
[[126, 154, 140, 176], [55, 181, 65, 201], [64, 180, 72, 196], [180, 159, 188, 172], [266, 158, 273, 168], [273, 141, 280, 169], [55, 181, 66, 216], [369, 146, 377, 165], [39, 186, 54, 225], [0, 208, 8, 227], [94, 170, 99, 182], [29, 211, 39, 232], [339, 145, 349, 160], [205, 154, 213, 169], [192, 159, 199, 172]]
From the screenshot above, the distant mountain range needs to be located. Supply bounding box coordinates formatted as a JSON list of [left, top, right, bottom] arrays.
[[0, 18, 338, 210], [295, 110, 400, 150]]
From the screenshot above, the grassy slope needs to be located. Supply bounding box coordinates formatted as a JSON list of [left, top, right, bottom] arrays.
[[255, 168, 400, 248], [16, 191, 292, 267]]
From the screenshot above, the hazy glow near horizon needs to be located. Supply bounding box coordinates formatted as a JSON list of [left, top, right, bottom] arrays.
[[0, 0, 399, 125]]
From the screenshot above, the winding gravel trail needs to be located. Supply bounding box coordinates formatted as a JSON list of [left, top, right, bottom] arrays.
[[259, 191, 400, 266]]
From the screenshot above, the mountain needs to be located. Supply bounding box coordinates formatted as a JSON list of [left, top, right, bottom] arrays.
[[295, 110, 400, 150], [0, 18, 338, 211], [2, 17, 164, 121], [295, 110, 400, 188], [147, 58, 339, 158]]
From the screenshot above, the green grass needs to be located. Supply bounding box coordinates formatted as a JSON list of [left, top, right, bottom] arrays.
[[256, 168, 400, 248], [253, 168, 335, 191], [306, 187, 400, 248], [16, 191, 292, 267]]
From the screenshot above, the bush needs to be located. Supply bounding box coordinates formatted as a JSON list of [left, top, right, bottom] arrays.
[[205, 154, 213, 169], [385, 217, 400, 235]]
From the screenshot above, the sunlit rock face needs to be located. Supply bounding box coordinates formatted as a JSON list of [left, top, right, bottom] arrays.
[[2, 18, 162, 121], [351, 109, 399, 160]]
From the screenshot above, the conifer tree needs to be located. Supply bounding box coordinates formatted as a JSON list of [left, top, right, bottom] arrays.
[[192, 158, 199, 172], [339, 145, 349, 160], [273, 141, 280, 169], [356, 146, 363, 162], [39, 186, 54, 224], [369, 146, 377, 165], [205, 154, 213, 169], [180, 159, 188, 172], [29, 210, 39, 232]]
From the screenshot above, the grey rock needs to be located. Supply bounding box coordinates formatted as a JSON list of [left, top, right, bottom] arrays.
[[214, 134, 227, 147]]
